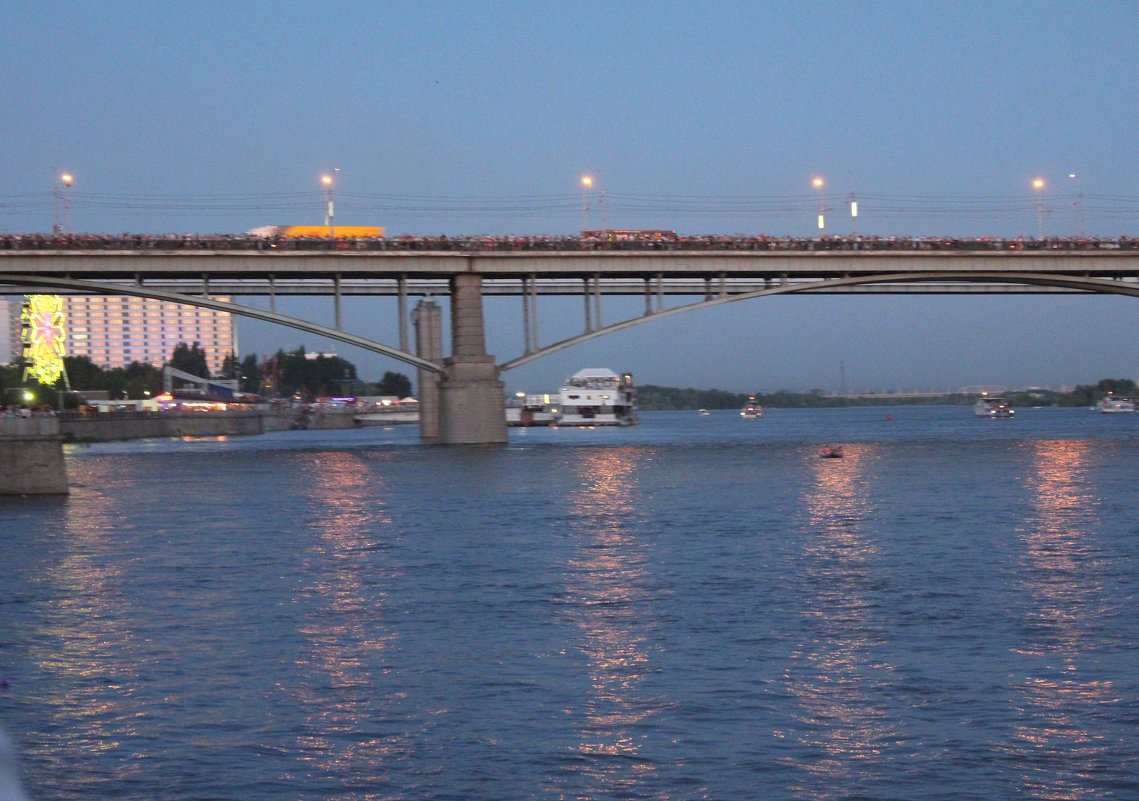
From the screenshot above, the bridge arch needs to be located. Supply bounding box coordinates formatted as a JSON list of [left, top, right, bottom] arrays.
[[501, 271, 1139, 371], [0, 273, 445, 374]]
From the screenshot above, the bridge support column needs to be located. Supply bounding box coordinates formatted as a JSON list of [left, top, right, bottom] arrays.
[[333, 274, 342, 329], [438, 274, 507, 444], [413, 299, 442, 440], [0, 420, 68, 495], [528, 273, 539, 349], [522, 276, 533, 353], [398, 276, 409, 352], [583, 277, 593, 332]]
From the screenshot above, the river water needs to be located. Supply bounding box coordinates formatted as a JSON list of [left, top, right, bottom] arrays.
[[3, 406, 1139, 800]]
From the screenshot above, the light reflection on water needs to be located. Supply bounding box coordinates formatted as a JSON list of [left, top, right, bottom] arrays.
[[781, 444, 900, 798], [293, 450, 401, 789], [29, 459, 142, 786], [1007, 439, 1121, 800], [560, 446, 667, 796]]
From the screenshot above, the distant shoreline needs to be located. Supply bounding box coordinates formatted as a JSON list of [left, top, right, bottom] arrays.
[[635, 382, 1133, 411]]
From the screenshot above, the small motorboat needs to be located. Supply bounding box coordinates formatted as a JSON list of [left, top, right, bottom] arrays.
[[820, 445, 844, 458], [974, 396, 1014, 418], [740, 395, 763, 419]]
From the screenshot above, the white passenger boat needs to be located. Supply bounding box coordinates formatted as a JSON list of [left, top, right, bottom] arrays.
[[555, 368, 638, 426], [740, 395, 763, 419], [974, 397, 1015, 418], [1096, 395, 1137, 413]]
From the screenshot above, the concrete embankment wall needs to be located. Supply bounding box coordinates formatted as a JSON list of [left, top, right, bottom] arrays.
[[58, 409, 360, 443], [0, 418, 68, 495], [62, 412, 265, 442], [1, 410, 365, 495]]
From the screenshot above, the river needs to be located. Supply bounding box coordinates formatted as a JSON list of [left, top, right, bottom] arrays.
[[2, 406, 1138, 799]]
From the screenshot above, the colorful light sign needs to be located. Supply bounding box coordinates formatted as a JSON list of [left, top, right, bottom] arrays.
[[21, 294, 67, 386]]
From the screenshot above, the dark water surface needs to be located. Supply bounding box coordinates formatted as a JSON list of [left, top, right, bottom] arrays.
[[3, 407, 1139, 800]]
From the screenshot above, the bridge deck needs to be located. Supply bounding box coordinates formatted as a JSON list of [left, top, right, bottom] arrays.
[[2, 249, 1137, 296]]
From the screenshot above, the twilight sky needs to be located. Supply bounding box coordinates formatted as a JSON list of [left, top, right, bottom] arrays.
[[3, 1, 1138, 394]]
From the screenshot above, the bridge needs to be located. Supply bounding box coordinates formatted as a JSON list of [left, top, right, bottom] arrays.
[[3, 237, 1138, 443]]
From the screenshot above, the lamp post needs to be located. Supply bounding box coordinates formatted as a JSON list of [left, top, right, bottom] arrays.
[[321, 173, 335, 238], [812, 177, 826, 233], [1068, 172, 1086, 238], [581, 175, 593, 233], [1032, 177, 1046, 239], [60, 173, 73, 234]]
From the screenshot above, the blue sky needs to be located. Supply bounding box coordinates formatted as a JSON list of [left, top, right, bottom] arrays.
[[4, 1, 1139, 394]]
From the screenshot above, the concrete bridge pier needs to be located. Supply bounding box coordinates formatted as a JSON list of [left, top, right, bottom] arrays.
[[437, 274, 507, 444], [0, 418, 68, 495], [413, 298, 442, 440]]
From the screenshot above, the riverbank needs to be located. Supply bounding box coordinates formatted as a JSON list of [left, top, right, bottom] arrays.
[[56, 407, 363, 443]]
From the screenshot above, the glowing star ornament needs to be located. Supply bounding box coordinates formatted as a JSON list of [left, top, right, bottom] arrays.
[[21, 294, 68, 386]]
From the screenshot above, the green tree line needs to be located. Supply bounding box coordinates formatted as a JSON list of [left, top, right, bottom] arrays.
[[637, 379, 1139, 411], [1003, 378, 1139, 408]]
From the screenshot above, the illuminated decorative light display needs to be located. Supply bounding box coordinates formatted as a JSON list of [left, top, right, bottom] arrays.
[[21, 294, 68, 386]]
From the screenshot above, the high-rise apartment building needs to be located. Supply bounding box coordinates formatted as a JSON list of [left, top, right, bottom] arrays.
[[0, 299, 22, 365], [63, 295, 236, 375]]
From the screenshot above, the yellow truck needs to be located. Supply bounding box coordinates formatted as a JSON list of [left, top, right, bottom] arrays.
[[247, 225, 384, 238]]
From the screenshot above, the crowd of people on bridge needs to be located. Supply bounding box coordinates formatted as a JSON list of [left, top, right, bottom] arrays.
[[1, 231, 1136, 252]]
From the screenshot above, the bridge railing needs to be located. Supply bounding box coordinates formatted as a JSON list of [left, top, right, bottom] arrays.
[[1, 233, 1136, 253]]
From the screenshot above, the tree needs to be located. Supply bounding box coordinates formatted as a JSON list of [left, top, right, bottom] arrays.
[[1066, 378, 1139, 407], [239, 354, 262, 394], [275, 347, 358, 400], [0, 364, 54, 407], [122, 362, 163, 399], [62, 355, 104, 390], [376, 371, 412, 398], [218, 352, 239, 380], [168, 342, 211, 378]]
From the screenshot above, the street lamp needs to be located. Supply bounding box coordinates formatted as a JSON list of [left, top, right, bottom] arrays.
[[581, 175, 593, 232], [321, 173, 335, 238], [1068, 172, 1086, 238], [1031, 177, 1046, 239], [812, 177, 826, 232], [60, 173, 73, 234], [52, 172, 74, 234]]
